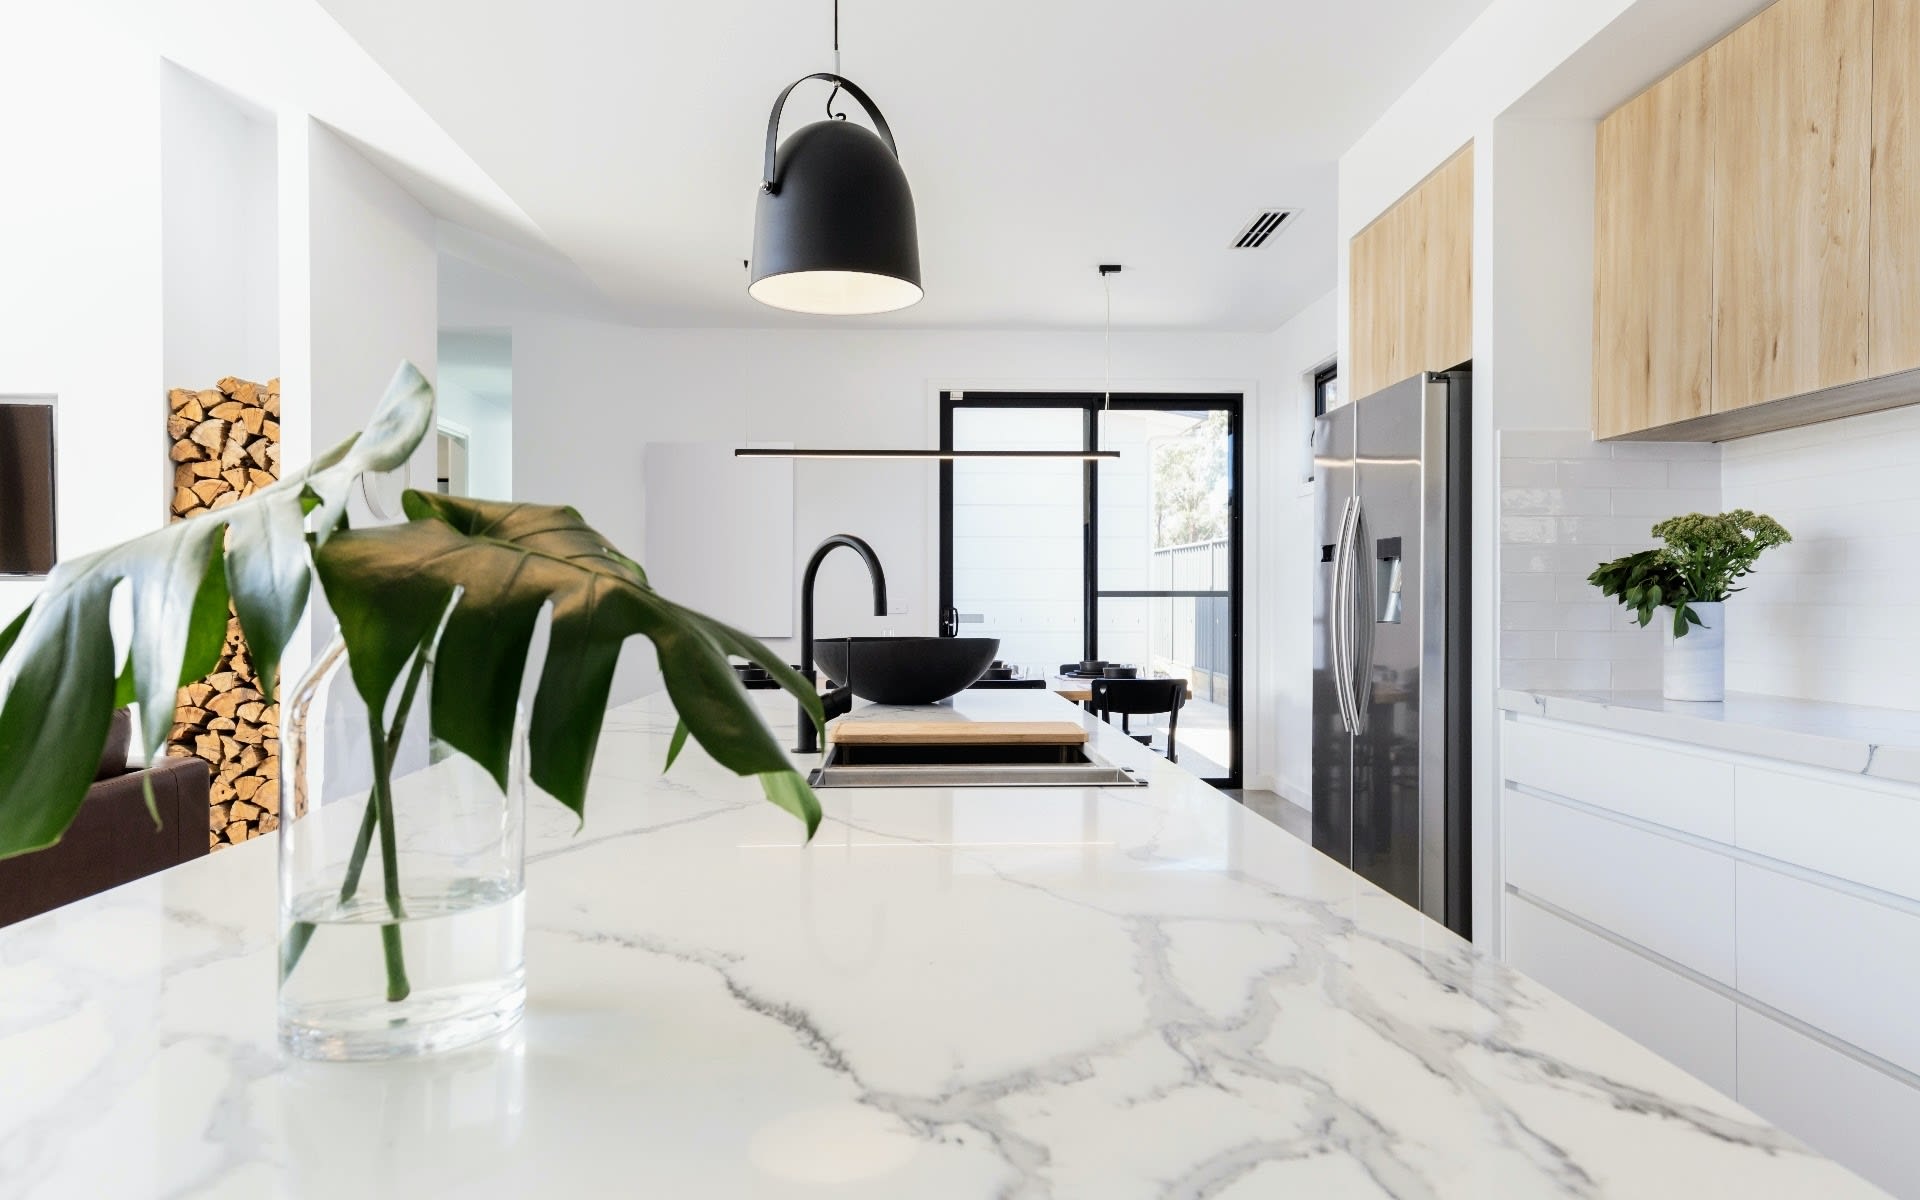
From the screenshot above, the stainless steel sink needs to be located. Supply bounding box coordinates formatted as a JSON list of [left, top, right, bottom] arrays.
[[809, 740, 1145, 788]]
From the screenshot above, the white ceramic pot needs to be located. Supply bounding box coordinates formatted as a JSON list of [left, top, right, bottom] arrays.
[[1663, 600, 1725, 702]]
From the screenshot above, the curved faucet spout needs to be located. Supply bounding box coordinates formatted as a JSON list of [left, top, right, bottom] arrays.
[[797, 534, 888, 754]]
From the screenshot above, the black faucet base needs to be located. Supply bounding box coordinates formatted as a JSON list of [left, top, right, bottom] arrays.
[[796, 685, 854, 754]]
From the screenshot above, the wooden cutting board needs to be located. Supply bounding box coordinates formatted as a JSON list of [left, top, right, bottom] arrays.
[[827, 719, 1089, 746]]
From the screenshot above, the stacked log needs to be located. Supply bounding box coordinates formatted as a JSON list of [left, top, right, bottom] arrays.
[[164, 377, 282, 849]]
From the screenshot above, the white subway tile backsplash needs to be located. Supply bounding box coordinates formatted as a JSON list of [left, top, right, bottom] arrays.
[[1497, 430, 1724, 692], [1500, 573, 1558, 603], [1723, 405, 1920, 710], [1500, 516, 1558, 544], [1505, 659, 1613, 691], [1501, 430, 1605, 457], [1610, 658, 1664, 691], [1609, 439, 1719, 460], [1501, 631, 1559, 660], [1502, 487, 1614, 516], [1500, 459, 1559, 488], [1558, 459, 1670, 489], [1664, 460, 1723, 490], [1609, 488, 1722, 517]]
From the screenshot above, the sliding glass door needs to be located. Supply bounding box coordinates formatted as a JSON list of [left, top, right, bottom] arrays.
[[940, 392, 1243, 786]]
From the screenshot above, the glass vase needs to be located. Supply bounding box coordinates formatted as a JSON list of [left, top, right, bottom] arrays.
[[277, 634, 527, 1060]]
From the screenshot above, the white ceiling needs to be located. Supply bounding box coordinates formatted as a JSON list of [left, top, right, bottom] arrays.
[[319, 0, 1495, 332]]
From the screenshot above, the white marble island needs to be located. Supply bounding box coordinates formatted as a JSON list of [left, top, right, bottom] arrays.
[[0, 689, 1879, 1197]]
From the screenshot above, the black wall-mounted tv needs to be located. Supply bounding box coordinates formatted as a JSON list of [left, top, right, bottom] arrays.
[[0, 403, 57, 576]]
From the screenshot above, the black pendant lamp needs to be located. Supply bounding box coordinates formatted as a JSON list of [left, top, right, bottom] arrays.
[[748, 2, 921, 315]]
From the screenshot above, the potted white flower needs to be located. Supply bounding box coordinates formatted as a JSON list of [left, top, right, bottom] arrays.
[[1588, 510, 1792, 702]]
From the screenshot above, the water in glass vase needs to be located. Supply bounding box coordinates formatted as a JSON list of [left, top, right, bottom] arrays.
[[279, 634, 530, 1061], [279, 878, 526, 1060]]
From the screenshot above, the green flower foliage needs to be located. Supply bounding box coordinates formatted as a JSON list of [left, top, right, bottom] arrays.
[[1588, 509, 1791, 639]]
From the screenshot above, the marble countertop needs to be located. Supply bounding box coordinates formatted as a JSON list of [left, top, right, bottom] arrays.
[[1500, 688, 1920, 786], [0, 689, 1879, 1197]]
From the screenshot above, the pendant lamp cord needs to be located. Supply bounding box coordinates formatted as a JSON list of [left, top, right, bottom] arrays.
[[1103, 269, 1114, 412], [826, 0, 846, 120]]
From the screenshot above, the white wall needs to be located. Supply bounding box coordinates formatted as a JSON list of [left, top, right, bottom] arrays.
[[1259, 291, 1337, 806], [0, 10, 163, 627], [1723, 406, 1920, 710], [443, 264, 1302, 789], [161, 63, 277, 392], [283, 118, 439, 661]]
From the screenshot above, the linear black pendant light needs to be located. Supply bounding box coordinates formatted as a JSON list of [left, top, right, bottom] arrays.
[[748, 0, 921, 315]]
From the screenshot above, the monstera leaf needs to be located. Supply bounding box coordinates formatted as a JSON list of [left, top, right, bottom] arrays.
[[0, 364, 436, 861], [312, 492, 826, 836]]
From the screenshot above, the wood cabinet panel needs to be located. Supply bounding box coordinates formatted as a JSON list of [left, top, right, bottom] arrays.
[[1417, 146, 1475, 381], [1348, 144, 1472, 402], [1592, 57, 1715, 439], [1709, 0, 1872, 413], [1872, 0, 1920, 376], [1349, 202, 1408, 402]]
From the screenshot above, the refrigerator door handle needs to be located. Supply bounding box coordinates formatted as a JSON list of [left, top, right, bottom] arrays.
[[1348, 500, 1376, 734], [1330, 497, 1359, 734]]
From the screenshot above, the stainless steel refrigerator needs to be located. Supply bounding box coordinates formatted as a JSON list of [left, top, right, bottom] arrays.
[[1312, 370, 1471, 937]]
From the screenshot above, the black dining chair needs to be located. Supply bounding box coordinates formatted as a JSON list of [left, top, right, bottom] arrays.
[[1089, 678, 1187, 763]]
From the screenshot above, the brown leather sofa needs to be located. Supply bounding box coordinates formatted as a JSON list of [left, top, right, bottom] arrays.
[[0, 710, 210, 927]]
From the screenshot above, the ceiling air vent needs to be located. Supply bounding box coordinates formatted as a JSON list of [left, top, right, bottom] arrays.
[[1233, 209, 1296, 249]]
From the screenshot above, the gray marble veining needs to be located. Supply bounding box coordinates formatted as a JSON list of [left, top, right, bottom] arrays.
[[0, 690, 1882, 1197]]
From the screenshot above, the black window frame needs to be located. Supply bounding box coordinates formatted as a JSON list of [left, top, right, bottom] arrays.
[[1313, 363, 1339, 418], [937, 391, 1244, 788]]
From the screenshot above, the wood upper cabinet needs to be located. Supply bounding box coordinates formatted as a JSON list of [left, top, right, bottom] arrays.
[[1349, 144, 1473, 402], [1709, 0, 1872, 414], [1590, 0, 1920, 439], [1592, 56, 1715, 439], [1873, 0, 1920, 376]]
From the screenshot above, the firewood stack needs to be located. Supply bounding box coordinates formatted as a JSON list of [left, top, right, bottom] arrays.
[[164, 377, 282, 850]]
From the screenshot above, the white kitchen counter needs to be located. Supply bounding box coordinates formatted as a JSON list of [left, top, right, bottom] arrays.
[[1501, 687, 1920, 786], [0, 689, 1878, 1197]]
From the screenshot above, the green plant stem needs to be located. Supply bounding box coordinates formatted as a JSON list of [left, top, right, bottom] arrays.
[[337, 650, 430, 906], [365, 709, 411, 1002], [283, 648, 431, 987]]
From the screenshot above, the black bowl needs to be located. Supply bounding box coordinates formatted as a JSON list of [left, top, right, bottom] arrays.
[[1102, 665, 1139, 679], [1078, 660, 1108, 676], [814, 636, 1001, 705]]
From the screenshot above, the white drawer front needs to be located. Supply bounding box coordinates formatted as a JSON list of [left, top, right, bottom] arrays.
[[1737, 764, 1920, 903], [1737, 863, 1920, 1077], [1506, 788, 1736, 983], [1737, 1006, 1920, 1199], [1505, 892, 1735, 1093], [1503, 718, 1733, 841]]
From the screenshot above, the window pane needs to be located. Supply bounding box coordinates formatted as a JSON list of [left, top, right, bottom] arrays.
[[950, 407, 1084, 675], [1095, 408, 1233, 779]]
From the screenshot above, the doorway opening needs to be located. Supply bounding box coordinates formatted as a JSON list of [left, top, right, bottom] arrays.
[[938, 392, 1244, 786]]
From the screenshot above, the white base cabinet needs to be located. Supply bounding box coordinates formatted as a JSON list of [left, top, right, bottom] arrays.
[[1506, 892, 1737, 1093], [1503, 712, 1920, 1198], [1738, 1007, 1920, 1199]]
